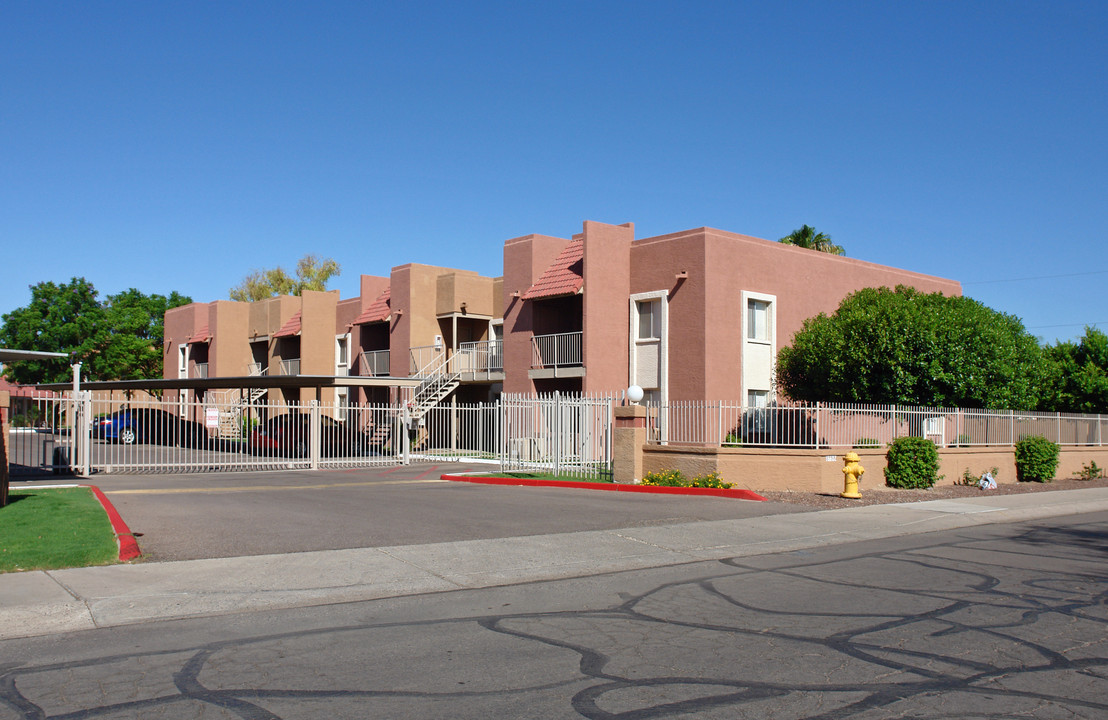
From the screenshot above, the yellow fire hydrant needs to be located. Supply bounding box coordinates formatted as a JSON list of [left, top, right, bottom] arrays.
[[841, 451, 865, 499]]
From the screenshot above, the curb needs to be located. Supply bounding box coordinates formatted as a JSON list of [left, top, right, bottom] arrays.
[[441, 474, 768, 501], [83, 484, 142, 562]]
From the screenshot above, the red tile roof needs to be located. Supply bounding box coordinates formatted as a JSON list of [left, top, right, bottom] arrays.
[[353, 286, 391, 325], [522, 240, 584, 300], [273, 311, 302, 338], [187, 326, 211, 344]]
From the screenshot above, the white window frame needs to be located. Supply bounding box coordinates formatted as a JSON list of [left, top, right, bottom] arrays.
[[744, 295, 773, 344], [334, 387, 349, 421], [335, 333, 350, 374], [628, 290, 669, 403], [741, 290, 777, 405], [178, 344, 189, 379]]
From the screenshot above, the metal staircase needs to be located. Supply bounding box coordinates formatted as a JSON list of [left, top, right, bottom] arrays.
[[409, 350, 460, 421], [210, 367, 269, 438]]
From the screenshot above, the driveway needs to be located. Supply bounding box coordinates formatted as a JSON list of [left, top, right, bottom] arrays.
[[55, 463, 809, 562]]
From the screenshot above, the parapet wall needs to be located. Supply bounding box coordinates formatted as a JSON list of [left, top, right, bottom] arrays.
[[641, 444, 1108, 494]]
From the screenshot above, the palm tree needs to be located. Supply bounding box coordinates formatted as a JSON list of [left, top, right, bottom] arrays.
[[778, 225, 845, 255]]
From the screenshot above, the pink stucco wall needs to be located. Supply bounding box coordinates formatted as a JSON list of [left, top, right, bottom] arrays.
[[502, 233, 572, 393], [581, 221, 633, 394]]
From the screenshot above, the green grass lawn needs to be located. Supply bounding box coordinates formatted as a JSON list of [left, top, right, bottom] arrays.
[[0, 488, 119, 573], [469, 471, 614, 484]]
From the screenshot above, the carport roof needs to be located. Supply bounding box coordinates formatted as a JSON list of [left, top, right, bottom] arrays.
[[0, 348, 69, 362], [35, 374, 421, 392]]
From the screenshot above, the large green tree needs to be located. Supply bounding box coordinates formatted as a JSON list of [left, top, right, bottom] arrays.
[[229, 254, 341, 301], [0, 279, 191, 384], [1040, 327, 1108, 413], [775, 285, 1047, 409], [778, 225, 845, 255]]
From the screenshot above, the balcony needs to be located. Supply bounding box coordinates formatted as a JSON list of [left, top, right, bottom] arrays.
[[278, 358, 300, 376], [453, 340, 504, 381], [530, 332, 584, 378], [410, 345, 446, 377], [248, 362, 266, 376], [361, 349, 391, 376], [192, 363, 209, 379]]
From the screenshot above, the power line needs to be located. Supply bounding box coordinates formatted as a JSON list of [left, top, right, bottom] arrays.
[[1025, 322, 1105, 329], [962, 270, 1108, 285]]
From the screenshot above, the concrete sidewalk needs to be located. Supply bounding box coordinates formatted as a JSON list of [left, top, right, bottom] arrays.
[[3, 487, 1107, 640]]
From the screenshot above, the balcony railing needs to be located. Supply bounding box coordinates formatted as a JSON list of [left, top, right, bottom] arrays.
[[410, 345, 446, 376], [361, 349, 390, 376], [531, 332, 582, 369], [248, 362, 266, 376], [192, 363, 209, 378], [278, 358, 300, 376], [453, 340, 503, 374]]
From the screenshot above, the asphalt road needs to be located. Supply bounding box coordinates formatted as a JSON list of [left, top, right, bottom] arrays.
[[34, 463, 810, 562], [1, 512, 1104, 719]]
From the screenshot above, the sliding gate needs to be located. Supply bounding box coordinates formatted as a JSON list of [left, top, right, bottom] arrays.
[[6, 392, 405, 476], [7, 391, 615, 479]]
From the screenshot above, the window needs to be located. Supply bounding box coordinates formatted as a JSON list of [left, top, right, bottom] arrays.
[[637, 300, 661, 340], [335, 388, 348, 421], [747, 299, 770, 341], [747, 390, 769, 408], [335, 334, 349, 371]]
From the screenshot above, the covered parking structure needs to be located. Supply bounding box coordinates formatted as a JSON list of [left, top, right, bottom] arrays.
[[17, 374, 422, 477]]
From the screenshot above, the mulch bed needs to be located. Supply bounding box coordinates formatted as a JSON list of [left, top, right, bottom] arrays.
[[756, 477, 1108, 510]]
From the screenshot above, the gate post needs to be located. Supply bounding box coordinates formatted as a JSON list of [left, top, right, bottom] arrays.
[[401, 403, 411, 465], [78, 391, 92, 477], [613, 404, 647, 484], [309, 400, 321, 470], [1, 389, 9, 507]]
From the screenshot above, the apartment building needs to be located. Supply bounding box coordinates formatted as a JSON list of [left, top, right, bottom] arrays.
[[163, 265, 503, 410], [504, 221, 961, 405], [164, 219, 961, 411]]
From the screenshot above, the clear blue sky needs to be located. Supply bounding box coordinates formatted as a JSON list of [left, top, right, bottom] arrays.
[[2, 1, 1105, 344]]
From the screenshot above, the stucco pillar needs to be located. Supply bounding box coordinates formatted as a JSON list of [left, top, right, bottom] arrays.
[[613, 404, 647, 484]]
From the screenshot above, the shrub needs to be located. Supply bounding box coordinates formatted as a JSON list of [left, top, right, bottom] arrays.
[[1075, 461, 1103, 481], [688, 471, 733, 489], [1014, 435, 1059, 483], [884, 437, 942, 489], [955, 434, 973, 448], [641, 469, 733, 489], [853, 438, 879, 449], [958, 466, 1000, 486], [642, 469, 686, 487]]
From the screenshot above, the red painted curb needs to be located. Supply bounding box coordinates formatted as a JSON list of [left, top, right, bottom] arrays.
[[83, 485, 142, 562], [441, 474, 767, 501]]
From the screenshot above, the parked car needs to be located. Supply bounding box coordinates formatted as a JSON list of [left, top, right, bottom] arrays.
[[93, 408, 207, 447], [249, 412, 374, 457]]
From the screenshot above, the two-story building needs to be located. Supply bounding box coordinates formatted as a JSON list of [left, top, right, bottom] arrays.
[[164, 219, 961, 415]]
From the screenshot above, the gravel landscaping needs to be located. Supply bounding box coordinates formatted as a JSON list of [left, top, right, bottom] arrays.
[[756, 476, 1108, 509]]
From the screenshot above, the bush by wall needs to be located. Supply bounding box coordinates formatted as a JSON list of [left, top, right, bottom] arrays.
[[642, 469, 734, 489], [884, 436, 942, 489], [1014, 435, 1060, 482]]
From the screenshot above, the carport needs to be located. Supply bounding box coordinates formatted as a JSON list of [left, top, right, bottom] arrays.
[[20, 373, 422, 477]]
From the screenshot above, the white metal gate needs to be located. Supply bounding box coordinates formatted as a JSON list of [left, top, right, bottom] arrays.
[[7, 392, 406, 475], [500, 392, 614, 480], [7, 391, 615, 478]]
